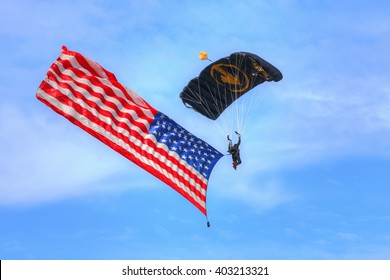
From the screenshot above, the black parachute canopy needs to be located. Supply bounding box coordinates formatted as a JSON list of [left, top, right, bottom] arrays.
[[180, 52, 283, 120]]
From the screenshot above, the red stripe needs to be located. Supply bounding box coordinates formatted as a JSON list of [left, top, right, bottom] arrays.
[[40, 79, 207, 191], [40, 77, 208, 194], [61, 47, 152, 108], [37, 91, 207, 214], [52, 59, 156, 122], [45, 70, 151, 134], [37, 47, 209, 214], [38, 80, 208, 207]]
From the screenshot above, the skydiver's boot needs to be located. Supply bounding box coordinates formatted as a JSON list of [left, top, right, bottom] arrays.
[[233, 162, 237, 170]]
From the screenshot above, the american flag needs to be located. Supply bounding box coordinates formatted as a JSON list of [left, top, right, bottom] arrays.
[[36, 46, 223, 215]]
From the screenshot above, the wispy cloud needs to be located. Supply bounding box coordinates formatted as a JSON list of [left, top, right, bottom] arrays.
[[0, 104, 147, 206], [211, 161, 298, 211], [1, 0, 388, 213], [240, 72, 390, 174]]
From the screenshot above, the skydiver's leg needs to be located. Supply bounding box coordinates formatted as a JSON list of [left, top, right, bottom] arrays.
[[236, 154, 242, 165]]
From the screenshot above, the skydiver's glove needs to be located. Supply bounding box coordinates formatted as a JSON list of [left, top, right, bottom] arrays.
[[227, 135, 231, 141], [235, 131, 240, 136]]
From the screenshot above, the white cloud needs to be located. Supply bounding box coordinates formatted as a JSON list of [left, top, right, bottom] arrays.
[[0, 104, 146, 206], [241, 72, 390, 173], [1, 0, 389, 213], [211, 160, 298, 211], [336, 232, 362, 241], [231, 179, 297, 211]]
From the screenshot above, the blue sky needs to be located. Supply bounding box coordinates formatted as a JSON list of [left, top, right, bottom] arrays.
[[1, 0, 390, 259]]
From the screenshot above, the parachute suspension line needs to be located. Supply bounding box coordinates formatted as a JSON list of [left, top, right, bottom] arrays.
[[231, 54, 246, 135], [237, 71, 254, 134], [199, 52, 236, 137], [198, 50, 227, 136], [236, 54, 245, 133], [189, 78, 228, 137], [206, 80, 230, 136], [238, 80, 263, 135], [180, 82, 226, 136], [195, 51, 244, 138], [213, 80, 227, 132], [235, 90, 242, 134], [204, 75, 233, 137], [220, 87, 237, 137], [230, 55, 268, 136], [223, 85, 236, 136], [187, 51, 277, 138], [242, 56, 258, 133], [215, 53, 242, 137], [246, 57, 272, 133], [181, 80, 218, 122]]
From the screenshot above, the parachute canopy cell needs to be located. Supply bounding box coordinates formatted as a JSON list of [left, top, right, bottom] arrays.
[[180, 52, 283, 120]]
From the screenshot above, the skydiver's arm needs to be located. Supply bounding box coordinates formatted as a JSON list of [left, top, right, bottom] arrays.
[[227, 135, 232, 150]]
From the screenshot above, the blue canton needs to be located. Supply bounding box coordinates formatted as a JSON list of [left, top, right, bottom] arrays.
[[149, 112, 223, 180]]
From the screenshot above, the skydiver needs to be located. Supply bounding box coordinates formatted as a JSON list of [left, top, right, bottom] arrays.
[[227, 131, 242, 170]]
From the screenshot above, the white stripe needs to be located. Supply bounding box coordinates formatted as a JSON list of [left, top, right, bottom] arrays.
[[37, 88, 207, 207], [52, 60, 154, 119], [42, 75, 208, 187], [39, 81, 208, 189], [46, 69, 152, 132], [60, 53, 146, 111]]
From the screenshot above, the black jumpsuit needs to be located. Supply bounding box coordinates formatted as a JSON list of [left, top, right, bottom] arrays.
[[228, 136, 242, 168]]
